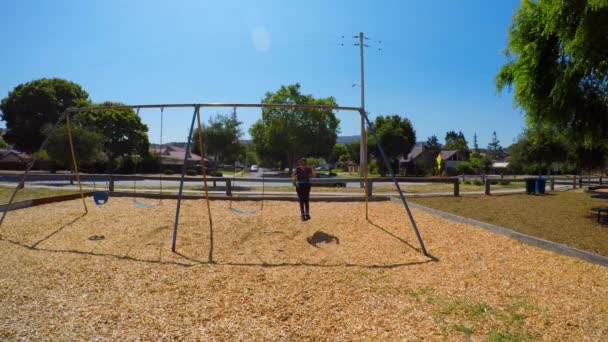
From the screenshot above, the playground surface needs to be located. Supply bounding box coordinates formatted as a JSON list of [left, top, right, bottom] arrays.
[[1, 198, 607, 340]]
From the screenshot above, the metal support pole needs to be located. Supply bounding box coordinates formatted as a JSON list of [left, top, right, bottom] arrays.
[[454, 179, 460, 197], [65, 113, 88, 213], [171, 106, 198, 252], [363, 112, 429, 257], [551, 178, 555, 191], [485, 179, 491, 195], [358, 32, 367, 184], [195, 108, 214, 263], [0, 112, 68, 228]]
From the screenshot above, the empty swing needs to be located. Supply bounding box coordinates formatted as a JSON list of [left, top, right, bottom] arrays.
[[133, 107, 165, 208], [92, 148, 114, 206], [229, 161, 265, 214], [228, 107, 265, 215]]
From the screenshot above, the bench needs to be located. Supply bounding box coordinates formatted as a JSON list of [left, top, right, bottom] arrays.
[[590, 207, 608, 223]]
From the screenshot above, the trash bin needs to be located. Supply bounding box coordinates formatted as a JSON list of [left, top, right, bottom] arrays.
[[525, 178, 536, 194], [535, 177, 546, 194]]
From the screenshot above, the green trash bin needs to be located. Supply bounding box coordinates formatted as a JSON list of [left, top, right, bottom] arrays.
[[525, 178, 536, 194]]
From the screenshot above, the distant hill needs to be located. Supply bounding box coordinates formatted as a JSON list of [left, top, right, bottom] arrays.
[[336, 135, 360, 145]]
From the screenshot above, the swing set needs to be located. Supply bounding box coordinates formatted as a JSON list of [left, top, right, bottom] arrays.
[[0, 102, 430, 259]]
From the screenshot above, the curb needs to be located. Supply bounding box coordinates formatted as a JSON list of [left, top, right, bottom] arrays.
[[392, 198, 608, 268]]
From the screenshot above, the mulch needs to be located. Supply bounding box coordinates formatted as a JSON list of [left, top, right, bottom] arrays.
[[0, 198, 606, 340]]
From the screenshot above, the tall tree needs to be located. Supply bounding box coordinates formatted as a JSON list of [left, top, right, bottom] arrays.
[[367, 115, 416, 176], [73, 101, 150, 168], [496, 0, 608, 145], [472, 133, 480, 158], [0, 78, 90, 153], [192, 112, 243, 166], [249, 84, 340, 171], [426, 135, 442, 151], [487, 131, 505, 160]]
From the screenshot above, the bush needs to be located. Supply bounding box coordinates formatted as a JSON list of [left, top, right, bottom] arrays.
[[490, 180, 499, 185], [500, 180, 510, 185], [163, 169, 174, 175], [472, 179, 483, 186], [369, 161, 379, 175], [462, 180, 471, 185], [186, 168, 197, 176], [455, 162, 474, 175], [209, 170, 223, 177]]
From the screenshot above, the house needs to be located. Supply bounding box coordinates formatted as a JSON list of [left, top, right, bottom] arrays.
[[440, 150, 470, 174], [491, 161, 509, 174], [0, 148, 54, 171], [0, 148, 31, 162], [398, 143, 427, 173], [150, 145, 208, 171]]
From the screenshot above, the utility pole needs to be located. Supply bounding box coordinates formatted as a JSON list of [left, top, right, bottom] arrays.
[[355, 32, 368, 181]]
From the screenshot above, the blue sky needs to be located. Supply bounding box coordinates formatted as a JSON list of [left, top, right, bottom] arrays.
[[1, 0, 523, 147]]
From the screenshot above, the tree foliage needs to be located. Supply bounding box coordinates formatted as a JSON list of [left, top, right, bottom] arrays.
[[472, 133, 480, 158], [0, 78, 90, 153], [249, 84, 340, 170], [426, 135, 442, 151], [45, 124, 104, 169], [508, 128, 569, 174], [73, 101, 150, 167], [329, 143, 350, 164], [496, 0, 608, 145], [487, 131, 506, 160], [368, 115, 416, 176], [444, 131, 469, 154], [193, 112, 243, 166]]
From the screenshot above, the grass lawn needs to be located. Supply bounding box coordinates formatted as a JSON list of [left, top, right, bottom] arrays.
[[410, 189, 608, 256], [0, 187, 79, 204]]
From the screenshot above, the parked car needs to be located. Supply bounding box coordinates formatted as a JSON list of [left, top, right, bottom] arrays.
[[250, 165, 259, 172], [314, 173, 346, 187]]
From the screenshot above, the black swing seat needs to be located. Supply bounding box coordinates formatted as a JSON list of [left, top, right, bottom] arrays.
[[93, 191, 109, 205]]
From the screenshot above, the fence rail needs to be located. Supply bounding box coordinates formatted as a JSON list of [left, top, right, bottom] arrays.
[[2, 172, 603, 197]]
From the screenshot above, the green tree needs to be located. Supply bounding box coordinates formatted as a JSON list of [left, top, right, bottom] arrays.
[[193, 112, 243, 166], [347, 140, 361, 162], [426, 135, 442, 151], [472, 133, 480, 158], [508, 128, 569, 175], [496, 0, 608, 145], [329, 143, 350, 164], [487, 131, 505, 160], [73, 101, 150, 168], [249, 84, 340, 171], [367, 115, 416, 177], [0, 78, 90, 153], [45, 124, 104, 169], [444, 131, 469, 152]]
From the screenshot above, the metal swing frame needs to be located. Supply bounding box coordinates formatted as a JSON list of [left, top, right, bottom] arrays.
[[0, 102, 429, 259]]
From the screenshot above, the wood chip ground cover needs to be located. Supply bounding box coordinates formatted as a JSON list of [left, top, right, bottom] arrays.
[[0, 198, 606, 340]]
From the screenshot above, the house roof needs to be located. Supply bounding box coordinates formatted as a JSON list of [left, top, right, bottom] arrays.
[[150, 145, 203, 163], [404, 144, 425, 162], [440, 150, 458, 160], [0, 149, 31, 161]]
